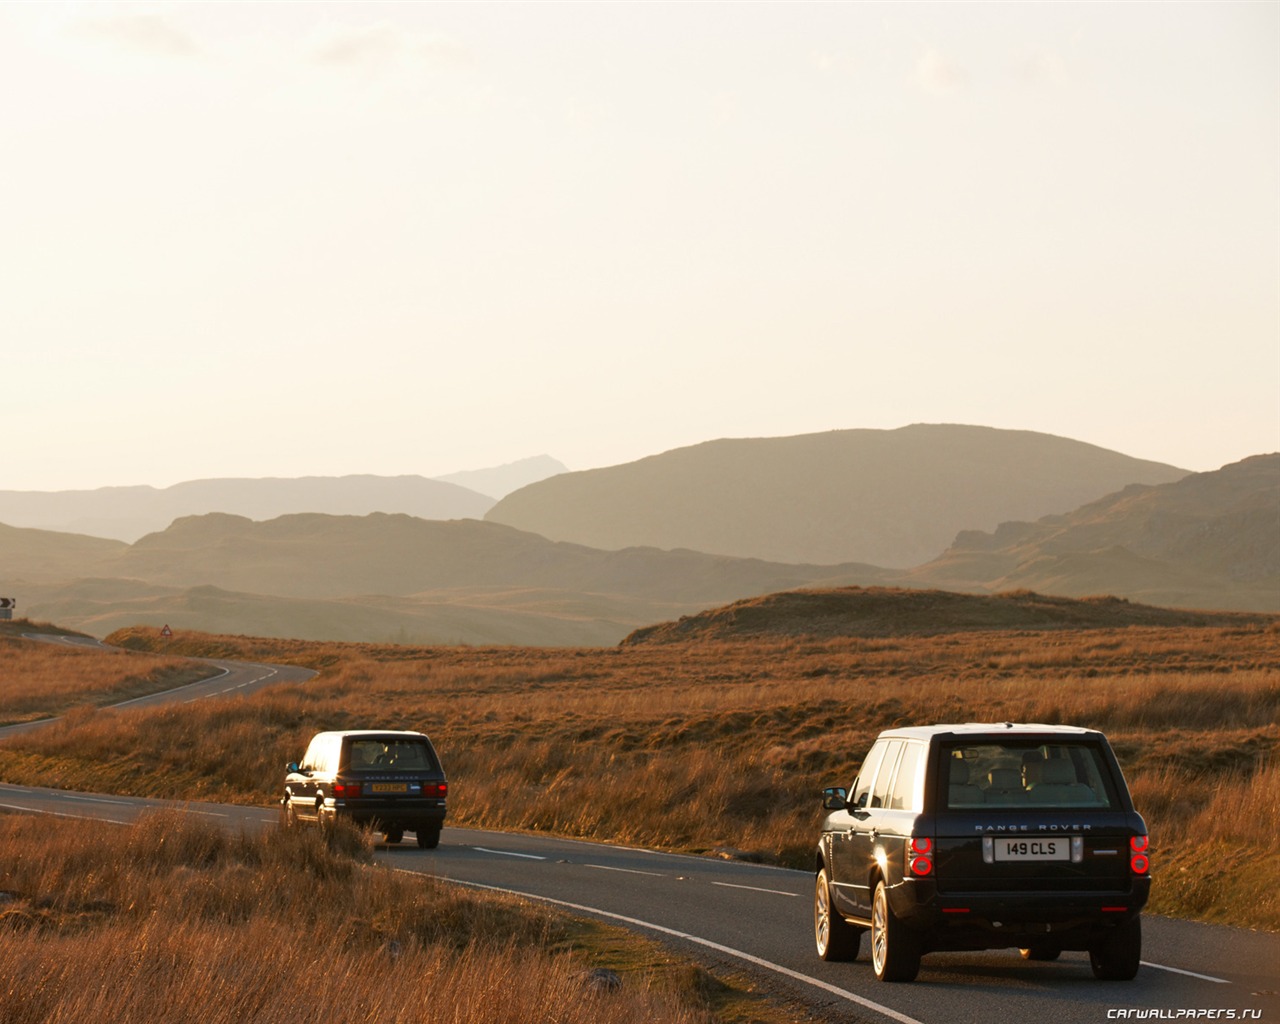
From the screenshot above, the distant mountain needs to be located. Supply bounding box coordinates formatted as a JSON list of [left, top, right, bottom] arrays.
[[622, 587, 1274, 645], [18, 579, 634, 647], [0, 523, 125, 581], [3, 434, 1270, 646], [435, 455, 568, 499], [907, 454, 1280, 611], [485, 425, 1189, 568], [0, 513, 889, 644], [107, 513, 886, 602], [0, 474, 495, 543]]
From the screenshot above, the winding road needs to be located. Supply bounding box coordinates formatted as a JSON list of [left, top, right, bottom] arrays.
[[1, 640, 1276, 1023]]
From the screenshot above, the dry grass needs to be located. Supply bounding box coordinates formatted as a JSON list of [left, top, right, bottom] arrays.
[[3, 622, 1278, 930], [0, 810, 721, 1024], [0, 629, 211, 725]]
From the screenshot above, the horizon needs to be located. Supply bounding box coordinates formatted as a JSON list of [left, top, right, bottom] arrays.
[[0, 421, 1274, 495], [3, 2, 1277, 492]]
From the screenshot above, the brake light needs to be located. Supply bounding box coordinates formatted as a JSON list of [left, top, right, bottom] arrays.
[[909, 836, 933, 876], [1130, 835, 1149, 874], [332, 782, 361, 798], [423, 783, 448, 798]]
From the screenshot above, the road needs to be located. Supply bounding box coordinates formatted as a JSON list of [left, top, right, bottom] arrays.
[[0, 634, 317, 739], [1, 643, 1277, 1023]]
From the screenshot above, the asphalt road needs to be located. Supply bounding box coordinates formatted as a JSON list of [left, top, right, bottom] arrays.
[[1, 641, 1277, 1023], [0, 634, 317, 739]]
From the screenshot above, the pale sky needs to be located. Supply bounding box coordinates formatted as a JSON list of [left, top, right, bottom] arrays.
[[3, 1, 1277, 491]]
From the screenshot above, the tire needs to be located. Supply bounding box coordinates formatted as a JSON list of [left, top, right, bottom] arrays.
[[416, 826, 441, 849], [384, 828, 404, 845], [281, 797, 299, 829], [871, 879, 922, 982], [814, 867, 861, 961], [1090, 916, 1141, 980], [1020, 944, 1062, 961]]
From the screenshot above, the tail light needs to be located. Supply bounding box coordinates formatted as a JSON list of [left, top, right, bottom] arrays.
[[1130, 835, 1149, 874], [332, 782, 361, 798], [908, 836, 933, 877], [423, 783, 448, 798]]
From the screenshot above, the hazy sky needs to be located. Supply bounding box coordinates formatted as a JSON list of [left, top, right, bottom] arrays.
[[3, 1, 1277, 491]]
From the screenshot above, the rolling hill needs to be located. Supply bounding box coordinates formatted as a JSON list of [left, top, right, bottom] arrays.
[[1, 514, 889, 645], [907, 454, 1280, 611], [2, 432, 1272, 645], [0, 472, 503, 543], [622, 587, 1275, 644], [484, 424, 1188, 567]]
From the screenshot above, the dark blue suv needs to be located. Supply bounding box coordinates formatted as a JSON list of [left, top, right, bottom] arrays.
[[283, 730, 448, 848], [815, 723, 1150, 982]]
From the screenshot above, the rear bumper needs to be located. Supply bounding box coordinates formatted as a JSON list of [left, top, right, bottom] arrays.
[[891, 876, 1150, 951], [329, 798, 447, 831]]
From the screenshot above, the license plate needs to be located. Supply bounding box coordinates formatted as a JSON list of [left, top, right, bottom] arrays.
[[369, 783, 408, 794], [993, 837, 1071, 861]]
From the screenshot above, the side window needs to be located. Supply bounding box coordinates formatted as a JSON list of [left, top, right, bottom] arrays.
[[850, 742, 886, 810], [871, 741, 903, 809], [890, 743, 923, 811], [301, 736, 323, 772]]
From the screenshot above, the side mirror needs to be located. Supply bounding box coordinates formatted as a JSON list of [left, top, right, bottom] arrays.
[[822, 786, 848, 811], [286, 762, 299, 774]]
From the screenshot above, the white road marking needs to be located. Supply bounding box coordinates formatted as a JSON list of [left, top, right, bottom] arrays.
[[1140, 960, 1230, 984], [435, 876, 926, 1024], [67, 795, 135, 807], [583, 863, 666, 877], [473, 847, 547, 861], [712, 881, 799, 897], [0, 802, 132, 825]]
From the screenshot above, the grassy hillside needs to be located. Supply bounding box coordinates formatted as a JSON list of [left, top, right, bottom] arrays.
[[622, 587, 1275, 644], [0, 812, 727, 1024], [486, 424, 1188, 567], [0, 624, 210, 725], [912, 454, 1280, 611], [4, 595, 1276, 931]]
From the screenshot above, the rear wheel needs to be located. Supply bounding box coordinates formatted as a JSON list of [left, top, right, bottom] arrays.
[[384, 828, 404, 845], [416, 826, 441, 849], [814, 867, 861, 961], [871, 880, 922, 982], [1090, 916, 1141, 980]]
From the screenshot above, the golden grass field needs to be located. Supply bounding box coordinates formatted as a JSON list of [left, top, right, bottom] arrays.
[[2, 616, 1276, 932], [0, 625, 213, 724], [0, 810, 737, 1024]]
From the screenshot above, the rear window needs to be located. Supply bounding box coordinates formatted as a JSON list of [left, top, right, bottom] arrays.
[[943, 740, 1120, 810], [345, 737, 439, 773]]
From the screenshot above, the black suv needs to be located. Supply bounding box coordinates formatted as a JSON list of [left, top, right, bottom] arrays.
[[282, 730, 448, 848], [815, 723, 1150, 982]]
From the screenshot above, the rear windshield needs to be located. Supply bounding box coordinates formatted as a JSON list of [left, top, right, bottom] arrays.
[[943, 740, 1120, 810], [345, 737, 439, 773]]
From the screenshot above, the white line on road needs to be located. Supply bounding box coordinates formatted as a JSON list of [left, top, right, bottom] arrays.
[[473, 847, 547, 861], [711, 881, 799, 897], [1140, 961, 1230, 984], [432, 876, 925, 1024], [583, 863, 666, 877], [66, 795, 136, 807], [0, 802, 132, 826]]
